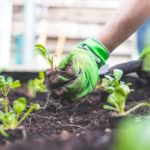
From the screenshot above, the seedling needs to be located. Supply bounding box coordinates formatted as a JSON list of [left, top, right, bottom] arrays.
[[35, 44, 55, 70], [0, 76, 21, 112], [0, 97, 40, 138], [100, 69, 150, 116], [27, 71, 47, 97], [0, 75, 40, 138]]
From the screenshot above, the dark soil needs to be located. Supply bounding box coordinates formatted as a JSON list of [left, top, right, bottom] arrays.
[[1, 76, 150, 150], [45, 62, 76, 98], [0, 127, 26, 145]]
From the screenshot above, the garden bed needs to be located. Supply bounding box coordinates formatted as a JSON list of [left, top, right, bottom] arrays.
[[1, 73, 150, 150]]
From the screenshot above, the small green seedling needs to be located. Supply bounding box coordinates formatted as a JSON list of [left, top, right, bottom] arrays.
[[114, 117, 150, 150], [0, 76, 21, 113], [35, 44, 55, 69], [0, 75, 40, 138], [0, 97, 40, 138], [100, 69, 150, 116], [27, 71, 47, 97]]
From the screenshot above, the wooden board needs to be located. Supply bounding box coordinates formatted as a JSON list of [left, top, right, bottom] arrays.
[[13, 7, 114, 24], [13, 0, 119, 9]]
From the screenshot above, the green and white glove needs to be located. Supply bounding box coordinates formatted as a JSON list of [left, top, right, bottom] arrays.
[[50, 38, 109, 100]]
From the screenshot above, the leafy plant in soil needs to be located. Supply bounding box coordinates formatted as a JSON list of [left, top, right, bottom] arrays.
[[0, 75, 40, 138], [99, 69, 150, 116], [35, 43, 101, 100], [27, 71, 47, 97], [114, 117, 150, 150], [0, 76, 21, 112], [35, 44, 55, 70]]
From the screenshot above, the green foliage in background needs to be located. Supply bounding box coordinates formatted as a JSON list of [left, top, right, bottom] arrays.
[[114, 117, 150, 150], [27, 71, 47, 97]]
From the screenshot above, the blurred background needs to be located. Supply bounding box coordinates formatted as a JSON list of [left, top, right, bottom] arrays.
[[0, 0, 149, 71]]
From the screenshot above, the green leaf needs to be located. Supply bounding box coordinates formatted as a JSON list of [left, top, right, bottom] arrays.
[[0, 125, 9, 138], [113, 69, 123, 81], [101, 78, 110, 88], [27, 72, 47, 97], [107, 93, 118, 105], [35, 44, 48, 57], [0, 76, 6, 88], [11, 80, 21, 88], [3, 112, 18, 129], [0, 111, 5, 121], [0, 76, 21, 97], [106, 86, 115, 93], [116, 84, 130, 96], [107, 92, 126, 113], [13, 97, 27, 114], [105, 75, 114, 81], [103, 105, 117, 111], [38, 71, 45, 80], [35, 44, 53, 67], [32, 103, 40, 111]]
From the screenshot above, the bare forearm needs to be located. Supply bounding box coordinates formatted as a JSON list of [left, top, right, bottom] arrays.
[[99, 0, 150, 52]]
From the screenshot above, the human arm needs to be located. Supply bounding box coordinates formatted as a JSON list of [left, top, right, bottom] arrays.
[[46, 0, 150, 100], [99, 0, 150, 52]]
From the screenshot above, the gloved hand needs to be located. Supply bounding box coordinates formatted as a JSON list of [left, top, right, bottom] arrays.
[[46, 38, 109, 100]]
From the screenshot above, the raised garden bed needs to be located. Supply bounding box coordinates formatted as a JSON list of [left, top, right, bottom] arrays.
[[1, 45, 150, 150], [1, 72, 150, 150]]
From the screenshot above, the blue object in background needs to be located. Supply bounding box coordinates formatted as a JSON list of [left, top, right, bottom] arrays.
[[137, 18, 150, 53], [15, 34, 23, 64]]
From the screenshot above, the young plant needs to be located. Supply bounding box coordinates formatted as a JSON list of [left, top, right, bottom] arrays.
[[0, 76, 21, 113], [27, 71, 47, 97], [0, 97, 40, 138], [100, 69, 150, 116], [0, 75, 40, 138], [35, 44, 55, 70]]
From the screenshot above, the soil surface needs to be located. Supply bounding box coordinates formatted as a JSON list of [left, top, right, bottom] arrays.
[[1, 75, 150, 150]]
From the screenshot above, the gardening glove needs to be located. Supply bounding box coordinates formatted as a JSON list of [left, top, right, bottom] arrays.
[[47, 38, 109, 100]]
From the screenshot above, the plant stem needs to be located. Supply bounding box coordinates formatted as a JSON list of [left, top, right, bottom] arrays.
[[122, 103, 150, 116], [3, 96, 9, 113], [0, 125, 9, 138], [119, 103, 125, 115], [17, 104, 36, 126]]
